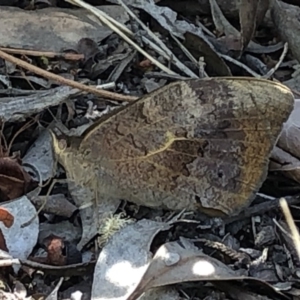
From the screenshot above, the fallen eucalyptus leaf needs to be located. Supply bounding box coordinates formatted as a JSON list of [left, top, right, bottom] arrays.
[[91, 219, 171, 300], [0, 86, 79, 122], [127, 240, 237, 300], [0, 5, 129, 52], [270, 99, 300, 183], [276, 99, 300, 159], [0, 196, 38, 264], [23, 129, 56, 183]]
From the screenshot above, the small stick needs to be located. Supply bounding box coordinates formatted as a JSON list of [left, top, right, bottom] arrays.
[[220, 54, 261, 77], [263, 42, 289, 79], [0, 49, 138, 102], [0, 47, 84, 60], [224, 195, 300, 225], [280, 197, 300, 262]]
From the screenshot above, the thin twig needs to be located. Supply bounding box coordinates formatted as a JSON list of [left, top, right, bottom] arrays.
[[0, 49, 137, 102], [141, 37, 172, 62], [0, 47, 84, 60], [195, 16, 216, 37], [263, 42, 289, 79], [96, 82, 116, 90], [273, 218, 292, 238], [220, 54, 261, 77], [170, 33, 198, 65], [224, 195, 300, 225]]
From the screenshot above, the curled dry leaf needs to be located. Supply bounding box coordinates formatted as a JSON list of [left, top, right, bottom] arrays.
[[270, 146, 300, 183], [45, 277, 64, 300], [51, 77, 294, 217], [0, 156, 37, 201], [239, 0, 259, 54], [237, 0, 270, 54], [209, 0, 238, 36], [276, 99, 300, 159], [270, 0, 300, 62], [22, 129, 57, 183], [270, 99, 300, 183]]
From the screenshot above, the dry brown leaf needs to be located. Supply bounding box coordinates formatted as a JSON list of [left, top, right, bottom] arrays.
[[276, 99, 300, 159], [127, 240, 238, 300], [0, 5, 129, 52], [128, 239, 289, 300], [270, 99, 300, 183], [239, 0, 259, 54], [209, 0, 237, 36], [270, 147, 300, 183], [183, 31, 232, 76], [0, 156, 37, 201], [270, 0, 300, 62]]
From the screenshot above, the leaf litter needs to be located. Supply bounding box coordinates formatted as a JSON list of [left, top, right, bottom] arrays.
[[1, 0, 300, 299]]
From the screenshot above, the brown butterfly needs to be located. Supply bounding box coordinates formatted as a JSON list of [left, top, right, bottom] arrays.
[[51, 77, 294, 217]]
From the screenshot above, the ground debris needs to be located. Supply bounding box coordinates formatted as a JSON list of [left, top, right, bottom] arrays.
[[0, 0, 300, 299]]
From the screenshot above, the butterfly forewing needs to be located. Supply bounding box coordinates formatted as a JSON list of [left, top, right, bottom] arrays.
[[80, 77, 294, 216]]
